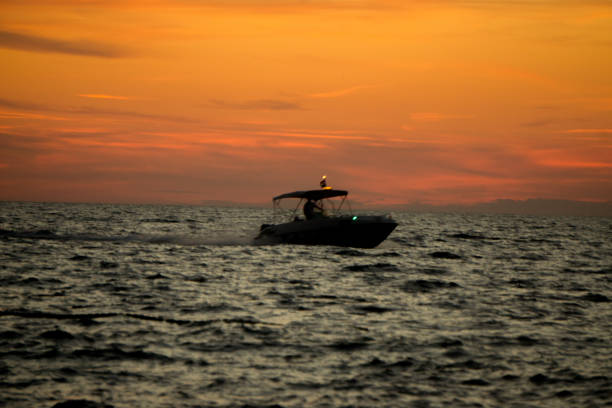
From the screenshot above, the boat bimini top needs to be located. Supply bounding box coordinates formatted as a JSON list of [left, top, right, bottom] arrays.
[[271, 189, 351, 221], [273, 189, 348, 202]]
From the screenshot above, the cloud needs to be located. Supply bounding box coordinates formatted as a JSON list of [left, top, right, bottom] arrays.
[[3, 0, 608, 14], [409, 112, 474, 122], [562, 129, 612, 134], [0, 97, 47, 111], [0, 30, 130, 58], [160, 0, 405, 12], [521, 119, 556, 128], [309, 85, 370, 99], [422, 0, 612, 9], [210, 98, 303, 110], [274, 141, 328, 149], [0, 98, 68, 120], [253, 129, 374, 141], [0, 111, 68, 121], [537, 159, 612, 169], [69, 106, 197, 123], [0, 97, 194, 123], [78, 94, 131, 101]]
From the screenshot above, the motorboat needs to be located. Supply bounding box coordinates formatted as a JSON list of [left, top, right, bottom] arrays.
[[255, 186, 397, 248]]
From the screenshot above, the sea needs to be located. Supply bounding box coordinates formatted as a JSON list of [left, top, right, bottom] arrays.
[[0, 201, 610, 408]]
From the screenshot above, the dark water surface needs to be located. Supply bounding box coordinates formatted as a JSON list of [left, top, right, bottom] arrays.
[[1, 202, 611, 407]]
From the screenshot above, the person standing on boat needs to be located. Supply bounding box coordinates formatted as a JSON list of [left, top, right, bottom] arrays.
[[304, 199, 323, 220]]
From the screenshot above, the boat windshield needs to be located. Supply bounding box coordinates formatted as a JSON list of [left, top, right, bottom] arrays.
[[272, 193, 350, 222]]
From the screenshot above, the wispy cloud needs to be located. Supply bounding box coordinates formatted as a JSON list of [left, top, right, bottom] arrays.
[[68, 106, 196, 123], [0, 111, 68, 121], [521, 119, 556, 128], [210, 98, 302, 110], [309, 85, 370, 99], [274, 141, 328, 149], [5, 0, 606, 11], [254, 129, 373, 141], [0, 30, 130, 58], [0, 97, 47, 111], [78, 94, 131, 101], [562, 128, 612, 134], [409, 112, 474, 122], [0, 98, 68, 120], [423, 0, 612, 9], [0, 97, 194, 123], [537, 159, 612, 169]]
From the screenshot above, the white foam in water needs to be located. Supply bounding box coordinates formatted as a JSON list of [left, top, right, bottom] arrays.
[[0, 229, 257, 247]]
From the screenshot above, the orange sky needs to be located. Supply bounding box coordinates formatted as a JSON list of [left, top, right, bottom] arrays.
[[1, 0, 611, 206]]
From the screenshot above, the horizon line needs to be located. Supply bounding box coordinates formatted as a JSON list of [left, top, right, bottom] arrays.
[[1, 197, 611, 217]]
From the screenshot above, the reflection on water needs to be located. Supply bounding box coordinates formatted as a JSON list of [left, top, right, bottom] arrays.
[[0, 202, 610, 407]]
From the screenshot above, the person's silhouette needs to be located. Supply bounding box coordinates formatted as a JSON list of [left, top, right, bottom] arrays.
[[303, 199, 322, 220]]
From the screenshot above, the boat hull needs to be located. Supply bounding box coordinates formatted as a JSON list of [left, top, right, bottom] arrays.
[[255, 215, 397, 248]]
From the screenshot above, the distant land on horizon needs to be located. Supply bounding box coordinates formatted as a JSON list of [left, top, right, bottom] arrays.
[[201, 198, 612, 217]]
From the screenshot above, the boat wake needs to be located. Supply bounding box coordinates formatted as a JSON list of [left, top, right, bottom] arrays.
[[0, 228, 255, 247]]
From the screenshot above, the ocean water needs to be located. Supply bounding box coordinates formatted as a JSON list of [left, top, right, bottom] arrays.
[[0, 201, 611, 408]]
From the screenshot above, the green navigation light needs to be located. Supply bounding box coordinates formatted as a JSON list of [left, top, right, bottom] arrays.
[[352, 216, 358, 221]]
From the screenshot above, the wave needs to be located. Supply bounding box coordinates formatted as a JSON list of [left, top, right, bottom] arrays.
[[0, 309, 271, 327]]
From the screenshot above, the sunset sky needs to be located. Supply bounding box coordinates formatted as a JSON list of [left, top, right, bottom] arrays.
[[1, 1, 611, 206]]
